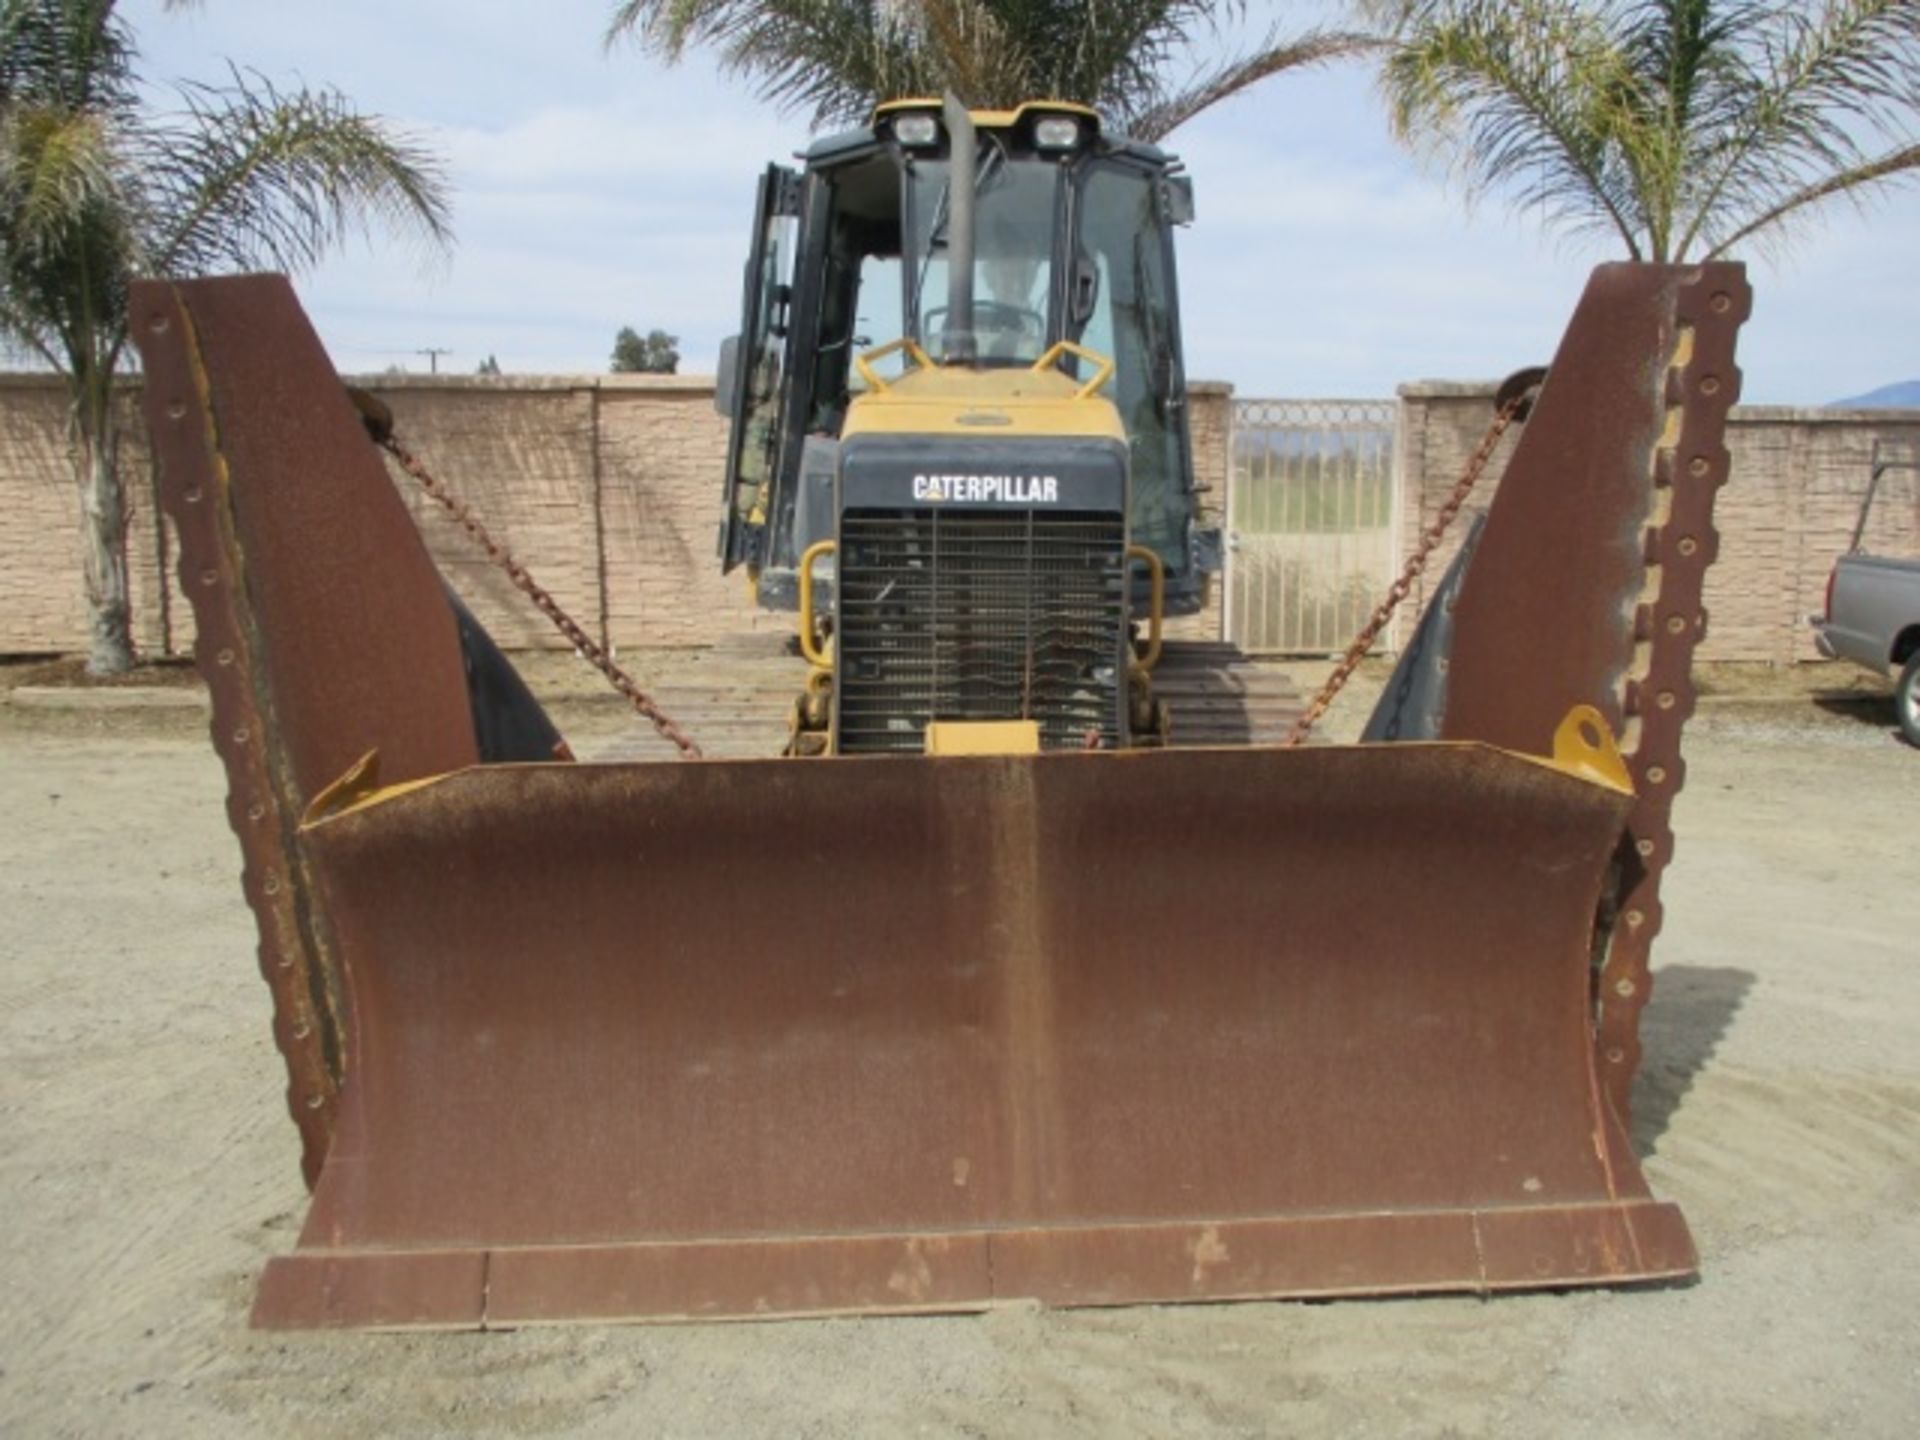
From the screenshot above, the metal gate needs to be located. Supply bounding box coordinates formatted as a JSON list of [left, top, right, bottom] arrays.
[[1226, 399, 1399, 655]]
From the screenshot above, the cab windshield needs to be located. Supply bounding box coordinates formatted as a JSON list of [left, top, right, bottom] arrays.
[[905, 150, 1060, 364]]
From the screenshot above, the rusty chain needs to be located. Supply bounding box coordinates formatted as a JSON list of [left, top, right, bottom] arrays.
[[1283, 392, 1527, 746], [377, 385, 1518, 760], [378, 434, 704, 760]]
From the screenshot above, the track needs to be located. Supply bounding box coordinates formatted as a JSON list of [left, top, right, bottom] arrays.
[[1150, 640, 1309, 747]]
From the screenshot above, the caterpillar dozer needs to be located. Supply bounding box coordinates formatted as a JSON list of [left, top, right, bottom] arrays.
[[132, 96, 1751, 1330]]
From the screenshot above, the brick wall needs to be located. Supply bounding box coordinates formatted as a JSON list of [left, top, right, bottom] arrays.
[[596, 383, 778, 651], [0, 372, 1238, 658], [0, 379, 85, 651], [1397, 384, 1920, 664], [0, 379, 168, 654], [3, 371, 1913, 663]]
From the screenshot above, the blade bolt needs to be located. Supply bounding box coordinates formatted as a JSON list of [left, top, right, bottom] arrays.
[[1700, 376, 1721, 396], [1615, 978, 1636, 998], [166, 401, 187, 421], [1677, 537, 1698, 557], [1710, 292, 1731, 313], [1646, 765, 1668, 785]]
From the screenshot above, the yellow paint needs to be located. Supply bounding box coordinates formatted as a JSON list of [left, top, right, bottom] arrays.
[[796, 539, 836, 670], [924, 720, 1042, 755], [1549, 706, 1635, 794], [872, 98, 1101, 133], [1030, 340, 1114, 401], [1126, 545, 1165, 673], [300, 749, 443, 825], [853, 337, 934, 394], [843, 363, 1125, 443]]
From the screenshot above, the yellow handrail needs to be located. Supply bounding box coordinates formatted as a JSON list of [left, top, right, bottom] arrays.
[[797, 540, 837, 669], [1126, 544, 1164, 672], [1031, 340, 1115, 401], [853, 337, 934, 394]]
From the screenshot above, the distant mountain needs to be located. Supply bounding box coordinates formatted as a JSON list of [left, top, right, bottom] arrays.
[[1828, 379, 1920, 408]]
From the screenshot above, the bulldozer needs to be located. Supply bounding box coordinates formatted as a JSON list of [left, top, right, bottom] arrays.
[[131, 96, 1750, 1329], [716, 98, 1292, 754]]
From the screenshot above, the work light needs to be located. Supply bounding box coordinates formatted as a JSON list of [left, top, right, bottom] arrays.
[[892, 113, 939, 147], [1033, 116, 1082, 150]]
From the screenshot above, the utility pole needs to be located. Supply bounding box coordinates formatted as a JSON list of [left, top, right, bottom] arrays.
[[414, 347, 452, 375]]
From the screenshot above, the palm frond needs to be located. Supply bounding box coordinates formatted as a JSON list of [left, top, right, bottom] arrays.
[[1379, 0, 1652, 256], [1, 0, 138, 114], [916, 0, 1034, 108], [602, 0, 1340, 132], [607, 1, 915, 125], [1128, 28, 1380, 141], [1377, 0, 1920, 261], [1, 0, 455, 674], [605, 0, 802, 63], [142, 67, 452, 278], [1, 103, 121, 253], [1675, 0, 1920, 257], [1703, 136, 1920, 257], [0, 281, 68, 368]]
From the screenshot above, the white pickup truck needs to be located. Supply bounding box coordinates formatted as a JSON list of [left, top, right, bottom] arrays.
[[1810, 441, 1920, 746]]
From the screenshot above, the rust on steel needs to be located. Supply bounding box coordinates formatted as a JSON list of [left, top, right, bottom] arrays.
[[258, 743, 1688, 1328], [138, 265, 1747, 1327], [131, 275, 486, 1182], [1436, 262, 1752, 1129]]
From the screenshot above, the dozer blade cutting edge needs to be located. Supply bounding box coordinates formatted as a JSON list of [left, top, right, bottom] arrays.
[[133, 262, 1749, 1329]]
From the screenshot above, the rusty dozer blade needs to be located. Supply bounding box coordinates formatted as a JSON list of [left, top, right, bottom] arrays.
[[132, 263, 1748, 1329]]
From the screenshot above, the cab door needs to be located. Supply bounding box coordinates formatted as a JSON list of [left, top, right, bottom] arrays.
[[717, 164, 801, 573]]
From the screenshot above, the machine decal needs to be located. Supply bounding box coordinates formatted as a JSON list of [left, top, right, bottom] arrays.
[[912, 473, 1060, 504]]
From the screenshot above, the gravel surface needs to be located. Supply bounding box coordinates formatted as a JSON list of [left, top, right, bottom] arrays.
[[1, 686, 1915, 1438]]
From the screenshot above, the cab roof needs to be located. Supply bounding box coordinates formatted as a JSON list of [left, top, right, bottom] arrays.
[[800, 97, 1177, 169]]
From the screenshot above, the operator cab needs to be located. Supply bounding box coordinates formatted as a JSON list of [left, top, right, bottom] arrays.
[[715, 100, 1213, 614]]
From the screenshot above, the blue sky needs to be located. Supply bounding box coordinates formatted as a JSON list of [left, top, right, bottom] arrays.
[[126, 0, 1919, 402]]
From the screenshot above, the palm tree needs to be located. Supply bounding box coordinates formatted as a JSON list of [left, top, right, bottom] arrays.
[[0, 0, 451, 674], [1369, 0, 1920, 262], [604, 0, 1373, 141]]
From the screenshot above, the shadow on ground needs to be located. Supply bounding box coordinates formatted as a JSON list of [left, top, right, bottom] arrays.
[[1811, 691, 1897, 732], [1632, 964, 1755, 1158]]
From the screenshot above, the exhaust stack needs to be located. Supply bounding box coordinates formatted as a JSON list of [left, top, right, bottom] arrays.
[[940, 93, 977, 366]]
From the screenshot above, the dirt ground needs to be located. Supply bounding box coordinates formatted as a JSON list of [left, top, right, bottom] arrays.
[[2, 674, 1916, 1439]]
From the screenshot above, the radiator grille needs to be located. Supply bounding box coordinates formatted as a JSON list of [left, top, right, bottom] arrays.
[[836, 509, 1128, 754]]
